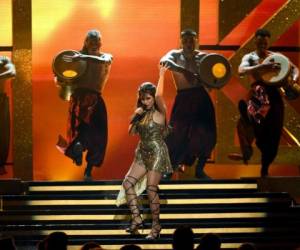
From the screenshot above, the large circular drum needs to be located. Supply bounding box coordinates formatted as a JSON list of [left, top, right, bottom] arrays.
[[261, 53, 290, 86], [198, 53, 232, 89], [52, 50, 87, 82], [52, 50, 87, 101]]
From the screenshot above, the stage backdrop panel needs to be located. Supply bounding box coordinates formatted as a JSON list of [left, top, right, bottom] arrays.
[[31, 0, 180, 180]]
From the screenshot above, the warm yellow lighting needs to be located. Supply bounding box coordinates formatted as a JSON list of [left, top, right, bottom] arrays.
[[160, 183, 257, 190], [161, 212, 267, 219], [94, 0, 116, 19], [28, 183, 257, 192], [32, 0, 75, 43], [1, 212, 267, 221], [10, 227, 265, 236], [4, 197, 270, 206], [63, 70, 77, 78], [283, 127, 300, 147], [0, 0, 12, 46], [212, 63, 226, 78], [165, 198, 269, 205]]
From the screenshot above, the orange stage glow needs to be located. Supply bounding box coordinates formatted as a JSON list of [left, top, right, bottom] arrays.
[[32, 0, 75, 43], [31, 0, 180, 180], [94, 0, 116, 19], [199, 0, 219, 45], [1, 0, 299, 181]]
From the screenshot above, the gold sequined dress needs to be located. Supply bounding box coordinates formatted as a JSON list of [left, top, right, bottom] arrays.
[[115, 109, 172, 207], [133, 109, 173, 174]]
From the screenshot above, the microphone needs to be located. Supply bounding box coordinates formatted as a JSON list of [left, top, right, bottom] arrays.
[[130, 110, 147, 124]]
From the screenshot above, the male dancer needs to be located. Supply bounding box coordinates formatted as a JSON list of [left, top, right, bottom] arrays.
[[160, 29, 216, 179], [233, 29, 299, 177], [0, 55, 16, 175], [56, 30, 112, 180]]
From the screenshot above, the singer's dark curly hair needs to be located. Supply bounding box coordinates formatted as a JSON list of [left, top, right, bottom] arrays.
[[136, 82, 158, 110]]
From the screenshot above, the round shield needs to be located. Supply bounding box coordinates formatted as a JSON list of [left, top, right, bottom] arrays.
[[261, 53, 290, 86], [198, 53, 232, 89], [52, 50, 87, 82]]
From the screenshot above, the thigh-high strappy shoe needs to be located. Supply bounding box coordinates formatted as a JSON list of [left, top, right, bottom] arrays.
[[123, 176, 144, 234], [145, 185, 161, 240], [145, 221, 161, 240]]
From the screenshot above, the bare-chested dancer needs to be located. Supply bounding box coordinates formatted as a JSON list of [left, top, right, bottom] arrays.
[[160, 29, 216, 179], [0, 55, 16, 175], [55, 30, 112, 180]]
